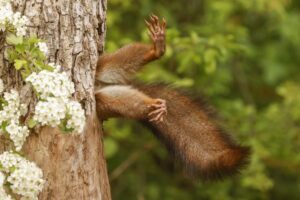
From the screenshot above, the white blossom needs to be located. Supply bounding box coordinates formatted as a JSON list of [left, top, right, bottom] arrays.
[[33, 97, 85, 133], [0, 188, 13, 200], [0, 152, 22, 173], [48, 63, 61, 72], [0, 152, 44, 200], [0, 90, 22, 123], [6, 122, 29, 151], [0, 171, 4, 186], [34, 97, 66, 127], [8, 161, 44, 199], [37, 42, 48, 56], [0, 89, 29, 151], [0, 171, 12, 200], [0, 0, 12, 5], [26, 70, 75, 99], [26, 69, 86, 134], [11, 12, 28, 37], [0, 0, 28, 37], [66, 100, 85, 133], [0, 1, 13, 32]]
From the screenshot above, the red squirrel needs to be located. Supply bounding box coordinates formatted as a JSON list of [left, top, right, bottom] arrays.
[[95, 15, 250, 179]]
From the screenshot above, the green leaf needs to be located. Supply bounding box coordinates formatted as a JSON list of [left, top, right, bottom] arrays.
[[58, 117, 75, 133], [14, 59, 27, 70], [9, 166, 16, 173], [15, 44, 26, 53], [0, 97, 7, 110], [33, 60, 45, 70], [27, 36, 40, 45], [30, 47, 46, 61], [27, 119, 38, 129], [21, 71, 30, 79], [43, 64, 55, 71], [5, 48, 19, 62], [6, 34, 23, 45], [1, 121, 9, 133]]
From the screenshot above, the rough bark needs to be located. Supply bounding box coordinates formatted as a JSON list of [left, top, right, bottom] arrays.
[[0, 0, 111, 199]]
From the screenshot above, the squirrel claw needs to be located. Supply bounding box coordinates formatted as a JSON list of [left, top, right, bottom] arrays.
[[145, 14, 166, 58], [149, 99, 167, 122], [145, 15, 166, 42]]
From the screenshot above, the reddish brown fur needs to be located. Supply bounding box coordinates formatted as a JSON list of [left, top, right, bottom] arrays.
[[95, 85, 155, 120], [138, 84, 250, 179], [96, 44, 152, 85], [95, 16, 250, 180]]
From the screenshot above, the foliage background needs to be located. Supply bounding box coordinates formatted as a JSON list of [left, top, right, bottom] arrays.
[[103, 0, 300, 199]]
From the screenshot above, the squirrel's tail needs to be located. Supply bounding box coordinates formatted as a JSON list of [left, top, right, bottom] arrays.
[[136, 83, 250, 180]]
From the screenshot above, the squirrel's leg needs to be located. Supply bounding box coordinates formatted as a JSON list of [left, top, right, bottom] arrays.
[[95, 85, 167, 122], [96, 15, 166, 84]]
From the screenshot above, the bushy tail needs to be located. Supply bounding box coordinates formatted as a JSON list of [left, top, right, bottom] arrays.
[[136, 84, 251, 180]]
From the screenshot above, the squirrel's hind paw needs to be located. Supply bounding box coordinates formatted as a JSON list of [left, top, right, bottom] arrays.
[[148, 98, 167, 122]]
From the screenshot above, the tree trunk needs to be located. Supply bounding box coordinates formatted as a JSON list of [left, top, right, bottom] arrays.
[[0, 0, 111, 199]]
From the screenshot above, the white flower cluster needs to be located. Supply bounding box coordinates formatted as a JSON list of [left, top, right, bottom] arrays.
[[49, 62, 61, 72], [66, 101, 85, 132], [0, 0, 28, 36], [0, 89, 22, 122], [0, 89, 29, 151], [33, 97, 85, 133], [37, 42, 48, 56], [0, 0, 13, 32], [26, 70, 75, 99], [0, 190, 13, 200], [0, 152, 44, 200], [34, 97, 66, 127], [8, 161, 44, 200], [26, 67, 85, 133], [0, 171, 13, 200], [6, 122, 29, 151]]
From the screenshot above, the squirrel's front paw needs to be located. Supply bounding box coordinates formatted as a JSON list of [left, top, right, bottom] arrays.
[[145, 14, 166, 57], [148, 98, 167, 122]]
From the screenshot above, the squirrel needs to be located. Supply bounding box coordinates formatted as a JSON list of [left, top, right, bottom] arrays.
[[95, 15, 250, 180]]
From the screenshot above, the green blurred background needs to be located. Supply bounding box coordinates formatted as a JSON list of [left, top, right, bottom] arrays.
[[102, 0, 300, 199]]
